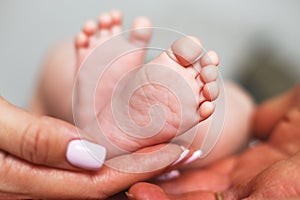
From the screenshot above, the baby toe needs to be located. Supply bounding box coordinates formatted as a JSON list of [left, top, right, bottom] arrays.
[[200, 50, 219, 67], [203, 82, 219, 101], [75, 32, 89, 49], [82, 20, 97, 36], [198, 101, 215, 121], [110, 10, 123, 35], [98, 13, 113, 37], [201, 65, 218, 83], [129, 16, 152, 47], [170, 36, 203, 67]]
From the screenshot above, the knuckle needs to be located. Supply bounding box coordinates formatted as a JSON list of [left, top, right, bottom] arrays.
[[0, 151, 12, 182], [22, 117, 50, 164], [89, 175, 110, 199], [0, 151, 9, 168]]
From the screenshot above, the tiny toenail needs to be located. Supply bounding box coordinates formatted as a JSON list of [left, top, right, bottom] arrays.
[[170, 37, 202, 66]]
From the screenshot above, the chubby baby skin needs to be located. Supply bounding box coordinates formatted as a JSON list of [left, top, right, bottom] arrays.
[[74, 11, 219, 159], [32, 10, 254, 169]]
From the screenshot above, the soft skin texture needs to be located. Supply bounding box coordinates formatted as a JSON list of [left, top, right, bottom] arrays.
[[31, 12, 253, 168], [79, 35, 219, 159], [128, 84, 300, 200], [0, 99, 184, 199], [74, 10, 153, 127], [0, 144, 183, 199], [0, 96, 80, 171], [64, 10, 220, 159], [30, 10, 253, 197]]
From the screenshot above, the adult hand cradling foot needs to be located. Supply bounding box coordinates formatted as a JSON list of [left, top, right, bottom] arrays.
[[0, 96, 187, 199], [27, 10, 254, 199], [5, 8, 299, 200], [128, 84, 300, 200]]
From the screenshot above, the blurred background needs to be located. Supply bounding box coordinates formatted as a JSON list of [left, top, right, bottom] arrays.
[[0, 0, 299, 108]]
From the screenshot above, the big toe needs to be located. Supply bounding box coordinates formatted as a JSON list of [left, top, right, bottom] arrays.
[[168, 36, 203, 67], [129, 16, 152, 47]]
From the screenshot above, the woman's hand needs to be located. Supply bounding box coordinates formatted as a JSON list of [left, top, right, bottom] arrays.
[[128, 108, 300, 199], [0, 96, 87, 170], [128, 85, 300, 200], [0, 97, 184, 199]]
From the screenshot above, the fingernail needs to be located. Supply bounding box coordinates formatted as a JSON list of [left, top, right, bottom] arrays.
[[249, 139, 260, 148], [125, 192, 135, 200], [171, 146, 190, 166], [182, 150, 203, 165], [155, 169, 181, 181], [66, 140, 106, 170]]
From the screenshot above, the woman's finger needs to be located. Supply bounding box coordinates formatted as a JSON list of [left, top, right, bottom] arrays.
[[224, 152, 300, 199], [152, 157, 233, 195], [0, 97, 106, 170], [0, 143, 183, 199], [128, 182, 170, 200], [253, 84, 300, 139], [128, 182, 217, 200]]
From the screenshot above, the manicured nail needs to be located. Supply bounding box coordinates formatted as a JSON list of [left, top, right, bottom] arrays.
[[125, 192, 135, 200], [249, 139, 260, 148], [171, 146, 190, 166], [66, 140, 106, 170], [155, 170, 181, 181], [182, 150, 203, 165]]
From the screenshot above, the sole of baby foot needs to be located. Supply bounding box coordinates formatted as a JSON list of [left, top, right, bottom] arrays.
[[74, 10, 152, 127], [92, 36, 220, 158]]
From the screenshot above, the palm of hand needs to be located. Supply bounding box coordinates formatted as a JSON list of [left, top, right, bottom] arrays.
[[129, 106, 300, 200]]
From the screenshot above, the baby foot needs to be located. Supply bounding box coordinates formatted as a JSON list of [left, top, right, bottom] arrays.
[[74, 10, 152, 127], [86, 36, 220, 158]]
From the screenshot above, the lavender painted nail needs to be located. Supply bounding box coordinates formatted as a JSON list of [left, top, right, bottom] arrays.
[[66, 140, 106, 170], [170, 146, 190, 166], [182, 149, 203, 165], [156, 170, 181, 181]]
